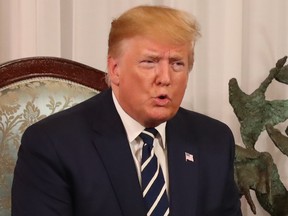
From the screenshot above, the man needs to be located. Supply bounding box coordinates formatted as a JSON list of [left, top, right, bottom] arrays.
[[12, 5, 242, 216]]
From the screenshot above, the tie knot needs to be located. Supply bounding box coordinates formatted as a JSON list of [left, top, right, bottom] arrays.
[[139, 128, 158, 148], [144, 128, 158, 136]]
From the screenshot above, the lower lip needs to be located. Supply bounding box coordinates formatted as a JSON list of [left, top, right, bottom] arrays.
[[154, 97, 170, 106]]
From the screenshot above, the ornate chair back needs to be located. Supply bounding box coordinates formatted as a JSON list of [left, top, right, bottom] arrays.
[[0, 57, 108, 216]]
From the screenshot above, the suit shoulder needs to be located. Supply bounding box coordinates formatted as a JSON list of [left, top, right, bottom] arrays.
[[173, 107, 232, 133], [27, 89, 112, 131]]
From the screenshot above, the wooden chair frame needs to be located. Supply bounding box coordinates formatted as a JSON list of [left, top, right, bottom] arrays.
[[0, 56, 108, 91]]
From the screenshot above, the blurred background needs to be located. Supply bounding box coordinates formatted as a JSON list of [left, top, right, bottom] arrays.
[[1, 0, 288, 215]]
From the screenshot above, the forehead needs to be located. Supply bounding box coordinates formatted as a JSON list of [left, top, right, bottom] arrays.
[[121, 36, 192, 58]]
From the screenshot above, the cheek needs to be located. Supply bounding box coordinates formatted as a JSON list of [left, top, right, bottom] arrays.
[[121, 68, 153, 92], [173, 75, 188, 101], [119, 73, 143, 100], [175, 74, 188, 89]]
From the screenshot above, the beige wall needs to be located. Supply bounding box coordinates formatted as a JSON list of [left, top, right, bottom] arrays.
[[1, 0, 288, 215]]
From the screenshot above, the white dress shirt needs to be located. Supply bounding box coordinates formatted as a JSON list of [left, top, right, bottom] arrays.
[[112, 93, 169, 194]]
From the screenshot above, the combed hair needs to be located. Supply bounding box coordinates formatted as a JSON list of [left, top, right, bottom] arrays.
[[108, 5, 201, 61]]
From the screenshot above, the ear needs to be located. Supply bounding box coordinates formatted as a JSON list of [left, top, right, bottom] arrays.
[[107, 56, 120, 86]]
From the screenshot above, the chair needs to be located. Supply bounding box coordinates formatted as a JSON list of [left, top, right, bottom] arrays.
[[0, 56, 108, 216]]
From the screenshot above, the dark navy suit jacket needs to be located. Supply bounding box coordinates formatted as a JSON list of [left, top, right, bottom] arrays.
[[12, 89, 242, 216]]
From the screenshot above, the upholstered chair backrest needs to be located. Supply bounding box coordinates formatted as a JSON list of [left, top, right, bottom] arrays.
[[0, 57, 108, 216]]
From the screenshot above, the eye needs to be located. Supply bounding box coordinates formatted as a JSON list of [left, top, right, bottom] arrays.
[[139, 59, 157, 69], [171, 61, 185, 72]]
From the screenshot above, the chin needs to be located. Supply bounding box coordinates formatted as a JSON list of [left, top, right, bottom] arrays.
[[143, 108, 177, 126], [146, 115, 174, 127]]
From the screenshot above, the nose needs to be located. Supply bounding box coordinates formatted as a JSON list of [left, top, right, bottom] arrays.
[[155, 62, 171, 86]]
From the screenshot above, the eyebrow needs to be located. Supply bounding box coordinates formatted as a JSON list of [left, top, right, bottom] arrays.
[[142, 51, 184, 61], [142, 52, 160, 58], [169, 56, 184, 61]]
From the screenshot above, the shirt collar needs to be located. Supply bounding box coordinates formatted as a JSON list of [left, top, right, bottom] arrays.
[[112, 92, 166, 148]]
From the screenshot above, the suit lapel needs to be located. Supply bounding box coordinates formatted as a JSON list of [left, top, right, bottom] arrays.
[[166, 115, 199, 216], [88, 90, 200, 216], [91, 90, 146, 216]]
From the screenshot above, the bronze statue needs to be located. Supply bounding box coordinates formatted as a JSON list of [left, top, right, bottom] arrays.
[[229, 56, 288, 215]]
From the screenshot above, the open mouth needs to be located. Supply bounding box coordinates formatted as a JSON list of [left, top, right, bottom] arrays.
[[154, 94, 170, 106], [158, 95, 167, 100]]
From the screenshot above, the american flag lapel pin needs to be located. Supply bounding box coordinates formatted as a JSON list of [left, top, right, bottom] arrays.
[[185, 152, 194, 162]]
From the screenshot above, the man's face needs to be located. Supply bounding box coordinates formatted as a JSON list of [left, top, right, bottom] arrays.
[[108, 36, 192, 127]]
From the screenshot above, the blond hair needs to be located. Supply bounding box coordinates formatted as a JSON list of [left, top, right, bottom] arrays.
[[108, 5, 201, 68]]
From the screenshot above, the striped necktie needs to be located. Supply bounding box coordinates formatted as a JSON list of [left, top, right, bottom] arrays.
[[139, 128, 169, 216]]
